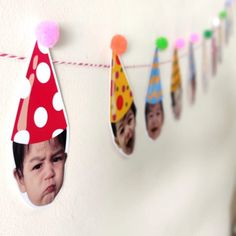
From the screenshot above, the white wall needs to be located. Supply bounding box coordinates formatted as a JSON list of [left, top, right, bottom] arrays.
[[0, 0, 236, 235]]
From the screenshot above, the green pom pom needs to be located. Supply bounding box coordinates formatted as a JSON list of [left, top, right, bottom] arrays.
[[203, 30, 213, 39], [155, 37, 168, 50], [219, 10, 227, 19]]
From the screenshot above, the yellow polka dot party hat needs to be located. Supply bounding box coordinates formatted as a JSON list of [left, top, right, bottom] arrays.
[[110, 35, 134, 123]]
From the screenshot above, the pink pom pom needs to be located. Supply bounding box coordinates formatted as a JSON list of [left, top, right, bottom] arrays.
[[36, 21, 60, 48], [190, 33, 200, 44], [175, 38, 185, 49]]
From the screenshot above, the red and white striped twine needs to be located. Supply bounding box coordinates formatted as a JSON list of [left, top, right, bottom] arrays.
[[0, 44, 201, 69], [52, 60, 110, 68], [0, 53, 26, 61]]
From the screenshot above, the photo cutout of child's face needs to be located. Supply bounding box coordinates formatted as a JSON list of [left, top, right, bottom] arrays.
[[230, 187, 236, 236], [171, 88, 182, 120], [145, 102, 164, 140], [13, 131, 67, 207], [112, 104, 136, 156], [188, 77, 196, 105]]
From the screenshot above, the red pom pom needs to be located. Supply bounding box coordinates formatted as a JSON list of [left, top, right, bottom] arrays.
[[110, 35, 127, 55]]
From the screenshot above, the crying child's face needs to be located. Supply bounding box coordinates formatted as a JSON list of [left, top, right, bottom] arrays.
[[114, 108, 136, 155], [14, 137, 66, 206], [146, 102, 164, 140], [172, 88, 182, 120]]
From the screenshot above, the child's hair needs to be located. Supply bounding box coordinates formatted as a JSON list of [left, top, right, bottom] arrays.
[[145, 101, 164, 123], [13, 129, 67, 175], [111, 102, 137, 137], [191, 78, 196, 89], [171, 88, 183, 107]]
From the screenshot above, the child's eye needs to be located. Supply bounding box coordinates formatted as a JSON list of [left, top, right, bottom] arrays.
[[148, 114, 153, 118], [32, 163, 42, 171], [52, 156, 64, 163], [128, 117, 133, 125], [119, 128, 124, 135]]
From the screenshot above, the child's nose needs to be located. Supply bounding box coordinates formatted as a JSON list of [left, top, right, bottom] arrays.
[[44, 162, 55, 180], [125, 127, 132, 139]]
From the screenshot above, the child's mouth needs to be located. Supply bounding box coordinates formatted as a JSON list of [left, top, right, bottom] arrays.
[[151, 127, 158, 133], [126, 137, 134, 149], [44, 185, 56, 194]]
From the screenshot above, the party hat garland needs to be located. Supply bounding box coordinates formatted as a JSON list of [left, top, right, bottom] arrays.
[[188, 36, 197, 104], [202, 30, 212, 92], [145, 37, 167, 140], [217, 21, 223, 63], [219, 9, 230, 45], [211, 32, 218, 76], [110, 35, 136, 156], [110, 36, 134, 123], [170, 45, 183, 120], [0, 2, 233, 147], [171, 48, 182, 93], [224, 2, 234, 45], [189, 42, 196, 82], [226, 1, 234, 37], [145, 48, 163, 104], [11, 22, 68, 144], [225, 12, 231, 44]]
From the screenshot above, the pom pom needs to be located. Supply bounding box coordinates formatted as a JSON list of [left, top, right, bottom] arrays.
[[175, 38, 185, 49], [203, 30, 213, 39], [110, 35, 127, 55], [155, 37, 168, 50], [190, 33, 200, 44], [219, 10, 227, 19], [225, 0, 233, 6], [36, 21, 60, 48], [212, 17, 220, 27]]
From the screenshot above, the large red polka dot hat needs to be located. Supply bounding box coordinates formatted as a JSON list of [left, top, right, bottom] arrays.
[[11, 22, 68, 144], [110, 35, 134, 123]]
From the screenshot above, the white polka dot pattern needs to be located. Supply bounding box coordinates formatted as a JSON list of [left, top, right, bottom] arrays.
[[34, 107, 48, 128], [14, 130, 30, 144], [52, 92, 63, 111], [38, 43, 48, 54], [20, 78, 31, 99], [36, 62, 51, 83], [52, 129, 63, 138]]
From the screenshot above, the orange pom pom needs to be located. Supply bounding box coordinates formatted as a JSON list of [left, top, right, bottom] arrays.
[[110, 35, 127, 55]]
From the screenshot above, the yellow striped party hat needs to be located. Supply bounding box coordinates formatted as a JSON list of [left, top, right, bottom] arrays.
[[171, 48, 182, 92]]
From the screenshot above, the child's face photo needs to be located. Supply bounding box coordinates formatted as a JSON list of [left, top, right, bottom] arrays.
[[146, 102, 164, 140], [172, 88, 182, 120], [188, 78, 196, 104], [114, 108, 136, 155], [14, 136, 67, 206], [190, 79, 196, 103]]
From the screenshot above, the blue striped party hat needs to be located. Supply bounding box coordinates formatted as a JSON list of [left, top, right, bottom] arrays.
[[146, 48, 163, 104]]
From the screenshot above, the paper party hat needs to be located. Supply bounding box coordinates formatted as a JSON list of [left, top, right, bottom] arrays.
[[110, 52, 134, 123], [171, 48, 182, 92], [146, 48, 163, 104], [189, 43, 196, 81], [11, 41, 67, 144]]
